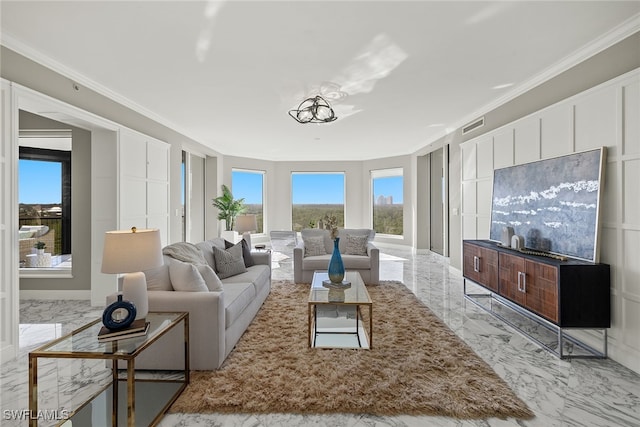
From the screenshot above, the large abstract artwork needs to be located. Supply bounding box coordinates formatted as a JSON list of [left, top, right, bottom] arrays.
[[490, 148, 605, 262]]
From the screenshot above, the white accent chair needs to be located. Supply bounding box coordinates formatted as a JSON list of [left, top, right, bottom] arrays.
[[293, 228, 379, 284]]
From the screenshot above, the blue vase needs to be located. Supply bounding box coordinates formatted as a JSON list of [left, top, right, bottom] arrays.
[[328, 237, 345, 283]]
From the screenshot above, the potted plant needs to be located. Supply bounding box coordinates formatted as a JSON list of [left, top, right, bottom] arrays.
[[34, 241, 46, 255], [212, 184, 245, 241]]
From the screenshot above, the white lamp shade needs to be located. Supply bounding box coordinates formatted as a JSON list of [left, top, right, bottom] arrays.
[[235, 214, 258, 234], [101, 228, 163, 274]]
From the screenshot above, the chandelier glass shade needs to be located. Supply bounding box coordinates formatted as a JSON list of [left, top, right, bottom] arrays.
[[288, 95, 337, 123]]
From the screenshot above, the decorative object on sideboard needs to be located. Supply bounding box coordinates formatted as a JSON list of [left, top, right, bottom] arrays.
[[101, 227, 163, 325], [511, 235, 524, 250], [288, 95, 337, 124], [500, 226, 514, 247], [235, 214, 258, 248]]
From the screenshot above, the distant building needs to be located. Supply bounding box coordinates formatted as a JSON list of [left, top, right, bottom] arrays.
[[375, 195, 393, 205]]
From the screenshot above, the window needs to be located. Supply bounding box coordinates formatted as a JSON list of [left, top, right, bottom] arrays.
[[232, 169, 265, 233], [291, 172, 344, 231], [19, 143, 71, 257], [372, 168, 403, 236]]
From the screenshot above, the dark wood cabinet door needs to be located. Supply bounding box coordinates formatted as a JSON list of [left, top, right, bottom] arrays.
[[525, 260, 559, 323], [463, 243, 498, 292], [499, 253, 526, 306]]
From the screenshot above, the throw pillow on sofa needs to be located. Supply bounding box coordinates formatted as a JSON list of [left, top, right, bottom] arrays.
[[197, 264, 223, 291], [168, 259, 209, 292], [303, 235, 326, 257], [344, 234, 368, 256], [144, 261, 173, 291], [223, 239, 255, 268], [213, 243, 247, 279]]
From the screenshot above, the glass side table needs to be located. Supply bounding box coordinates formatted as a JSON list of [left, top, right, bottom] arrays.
[[29, 312, 189, 427]]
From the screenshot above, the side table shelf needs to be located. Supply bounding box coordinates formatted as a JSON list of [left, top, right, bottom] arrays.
[[28, 312, 189, 427]]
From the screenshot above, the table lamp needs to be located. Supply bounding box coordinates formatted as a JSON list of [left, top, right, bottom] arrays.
[[235, 214, 258, 248], [101, 227, 163, 328]]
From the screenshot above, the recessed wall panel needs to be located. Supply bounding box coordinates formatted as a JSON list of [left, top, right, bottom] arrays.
[[514, 117, 540, 164], [575, 87, 617, 155], [477, 180, 492, 216], [622, 298, 640, 351], [462, 143, 476, 181], [120, 180, 146, 218], [493, 129, 514, 169], [601, 160, 619, 225], [147, 142, 169, 181], [541, 104, 573, 159], [623, 81, 639, 156], [476, 137, 493, 179], [623, 159, 640, 227], [622, 229, 640, 298], [462, 215, 477, 240], [462, 181, 476, 215], [477, 215, 490, 239], [599, 226, 618, 292]]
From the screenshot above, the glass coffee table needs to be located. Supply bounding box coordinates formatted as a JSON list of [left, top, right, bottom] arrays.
[[28, 312, 189, 427], [308, 271, 373, 349]]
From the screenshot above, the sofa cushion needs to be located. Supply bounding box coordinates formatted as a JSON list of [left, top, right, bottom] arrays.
[[221, 264, 270, 295], [197, 264, 223, 291], [223, 282, 256, 327], [213, 243, 247, 279], [195, 238, 227, 269], [168, 258, 208, 292], [303, 235, 327, 257], [144, 256, 173, 291], [302, 254, 371, 270]]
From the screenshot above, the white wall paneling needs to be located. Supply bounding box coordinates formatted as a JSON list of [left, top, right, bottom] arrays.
[[119, 129, 170, 247], [0, 80, 18, 362], [459, 69, 640, 374]]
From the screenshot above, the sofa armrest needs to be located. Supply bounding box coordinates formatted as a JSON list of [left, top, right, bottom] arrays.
[[293, 240, 305, 283], [367, 243, 380, 285], [106, 290, 226, 370], [251, 250, 271, 267]]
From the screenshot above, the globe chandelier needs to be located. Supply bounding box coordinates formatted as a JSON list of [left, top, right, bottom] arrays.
[[288, 95, 337, 124]]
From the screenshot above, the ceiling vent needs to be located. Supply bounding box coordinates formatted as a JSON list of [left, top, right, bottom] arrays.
[[462, 116, 485, 135]]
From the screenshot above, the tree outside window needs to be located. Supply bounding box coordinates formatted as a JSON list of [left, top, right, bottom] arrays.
[[372, 168, 403, 236], [291, 173, 344, 231]]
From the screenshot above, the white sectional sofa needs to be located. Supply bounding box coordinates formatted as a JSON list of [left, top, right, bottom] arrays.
[[293, 228, 379, 284], [108, 237, 270, 370]]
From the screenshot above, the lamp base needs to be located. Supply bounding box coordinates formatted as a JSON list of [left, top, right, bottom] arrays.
[[122, 271, 148, 320]]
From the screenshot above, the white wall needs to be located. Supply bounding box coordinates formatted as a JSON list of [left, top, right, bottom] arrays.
[[459, 69, 640, 374]]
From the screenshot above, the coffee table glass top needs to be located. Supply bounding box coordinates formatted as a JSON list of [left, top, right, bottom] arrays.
[[309, 271, 371, 304], [31, 312, 185, 357]]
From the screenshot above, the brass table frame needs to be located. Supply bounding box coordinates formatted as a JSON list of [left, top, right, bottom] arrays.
[[308, 271, 373, 349], [28, 312, 189, 427]]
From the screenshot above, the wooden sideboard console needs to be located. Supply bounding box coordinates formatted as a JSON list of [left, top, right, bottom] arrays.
[[462, 240, 610, 358]]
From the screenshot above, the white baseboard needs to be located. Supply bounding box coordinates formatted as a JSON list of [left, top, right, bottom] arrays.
[[20, 290, 91, 300]]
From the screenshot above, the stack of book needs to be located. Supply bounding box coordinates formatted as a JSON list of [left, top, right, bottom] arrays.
[[98, 319, 150, 342]]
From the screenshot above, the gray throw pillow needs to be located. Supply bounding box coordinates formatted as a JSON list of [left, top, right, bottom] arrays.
[[304, 235, 327, 257], [345, 234, 368, 256], [213, 243, 247, 279]]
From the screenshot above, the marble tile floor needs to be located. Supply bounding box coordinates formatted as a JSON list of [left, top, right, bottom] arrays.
[[1, 246, 639, 426]]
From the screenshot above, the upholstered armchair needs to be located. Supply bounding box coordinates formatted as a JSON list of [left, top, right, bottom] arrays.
[[293, 228, 379, 284]]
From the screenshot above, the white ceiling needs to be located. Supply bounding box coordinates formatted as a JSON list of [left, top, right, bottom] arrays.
[[1, 1, 639, 161]]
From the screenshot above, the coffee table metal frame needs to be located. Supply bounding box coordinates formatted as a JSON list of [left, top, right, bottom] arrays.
[[28, 311, 189, 427], [308, 271, 373, 349]]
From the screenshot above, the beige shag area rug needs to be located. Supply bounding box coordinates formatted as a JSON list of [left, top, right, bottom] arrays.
[[170, 281, 534, 419]]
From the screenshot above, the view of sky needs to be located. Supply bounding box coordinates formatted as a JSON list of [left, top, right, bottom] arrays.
[[19, 160, 61, 204]]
